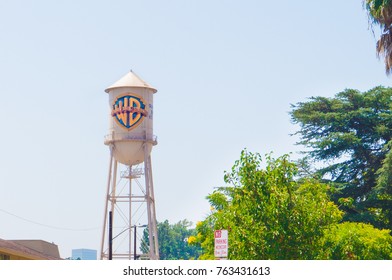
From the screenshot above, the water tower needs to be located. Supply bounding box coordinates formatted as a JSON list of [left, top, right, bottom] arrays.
[[100, 71, 159, 260]]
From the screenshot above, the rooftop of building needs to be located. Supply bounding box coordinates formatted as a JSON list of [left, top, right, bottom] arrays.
[[0, 239, 61, 260]]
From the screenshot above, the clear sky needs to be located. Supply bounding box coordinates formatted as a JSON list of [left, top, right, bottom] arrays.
[[0, 0, 390, 258]]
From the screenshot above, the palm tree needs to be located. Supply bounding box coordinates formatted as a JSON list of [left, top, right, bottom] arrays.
[[364, 0, 392, 74]]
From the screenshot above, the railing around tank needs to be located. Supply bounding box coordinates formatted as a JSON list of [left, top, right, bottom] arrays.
[[104, 133, 158, 145]]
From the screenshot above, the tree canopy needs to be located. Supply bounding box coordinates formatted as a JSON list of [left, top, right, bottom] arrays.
[[190, 150, 392, 260], [291, 86, 392, 230], [192, 151, 342, 259], [141, 219, 202, 260], [319, 222, 392, 260]]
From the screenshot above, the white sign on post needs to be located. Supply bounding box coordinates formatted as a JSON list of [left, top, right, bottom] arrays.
[[214, 229, 228, 259]]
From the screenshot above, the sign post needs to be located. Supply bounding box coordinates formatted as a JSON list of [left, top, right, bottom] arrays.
[[214, 230, 228, 259]]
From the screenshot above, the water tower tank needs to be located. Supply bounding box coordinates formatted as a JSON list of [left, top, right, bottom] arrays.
[[104, 71, 157, 166]]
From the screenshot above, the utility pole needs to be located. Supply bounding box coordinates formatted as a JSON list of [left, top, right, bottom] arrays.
[[108, 211, 113, 260]]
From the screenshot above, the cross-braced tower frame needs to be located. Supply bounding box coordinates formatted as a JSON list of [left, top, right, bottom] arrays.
[[100, 71, 159, 260]]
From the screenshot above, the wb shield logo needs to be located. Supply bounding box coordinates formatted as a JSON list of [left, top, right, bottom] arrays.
[[111, 94, 148, 130]]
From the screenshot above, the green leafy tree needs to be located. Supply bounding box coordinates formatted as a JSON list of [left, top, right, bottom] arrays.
[[290, 86, 392, 229], [141, 219, 202, 260], [376, 143, 392, 196], [318, 222, 392, 259], [364, 0, 392, 74], [193, 150, 343, 260], [192, 150, 392, 260]]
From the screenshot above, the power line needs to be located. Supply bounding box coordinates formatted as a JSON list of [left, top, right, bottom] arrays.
[[0, 208, 100, 232]]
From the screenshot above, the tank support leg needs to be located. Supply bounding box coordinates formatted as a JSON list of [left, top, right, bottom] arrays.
[[100, 145, 114, 260], [144, 143, 159, 260]]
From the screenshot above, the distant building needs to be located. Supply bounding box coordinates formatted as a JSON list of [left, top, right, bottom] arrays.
[[0, 239, 61, 260], [72, 248, 97, 260]]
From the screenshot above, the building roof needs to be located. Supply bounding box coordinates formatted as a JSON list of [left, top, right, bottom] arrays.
[[105, 70, 157, 93], [0, 239, 61, 260]]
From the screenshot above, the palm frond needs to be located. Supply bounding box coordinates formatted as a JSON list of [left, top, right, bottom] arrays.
[[376, 30, 392, 74], [364, 1, 392, 74]]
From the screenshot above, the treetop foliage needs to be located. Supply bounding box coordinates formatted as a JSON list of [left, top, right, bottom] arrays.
[[193, 150, 392, 260], [291, 86, 392, 229], [319, 222, 392, 260], [194, 151, 344, 260], [141, 219, 202, 260]]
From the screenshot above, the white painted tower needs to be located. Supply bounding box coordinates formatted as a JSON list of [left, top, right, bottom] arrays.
[[100, 71, 159, 260]]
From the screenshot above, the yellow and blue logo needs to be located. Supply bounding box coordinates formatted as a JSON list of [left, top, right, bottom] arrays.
[[111, 94, 148, 130]]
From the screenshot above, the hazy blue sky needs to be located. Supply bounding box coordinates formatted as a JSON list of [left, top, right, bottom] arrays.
[[0, 0, 390, 258]]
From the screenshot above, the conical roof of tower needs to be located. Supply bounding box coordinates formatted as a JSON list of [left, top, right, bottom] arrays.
[[105, 70, 157, 93]]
